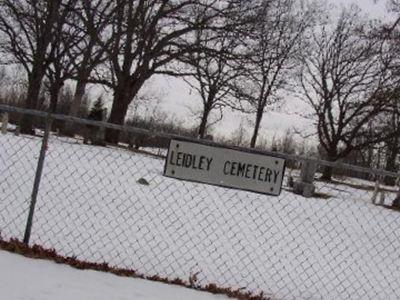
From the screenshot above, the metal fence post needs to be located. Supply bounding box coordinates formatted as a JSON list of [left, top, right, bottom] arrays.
[[23, 116, 53, 244], [1, 112, 8, 134], [371, 180, 379, 204]]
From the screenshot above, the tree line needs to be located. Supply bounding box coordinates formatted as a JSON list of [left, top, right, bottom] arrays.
[[0, 0, 399, 181]]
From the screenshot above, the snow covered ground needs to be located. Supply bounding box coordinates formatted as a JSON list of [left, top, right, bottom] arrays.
[[0, 250, 226, 300], [1, 133, 400, 300], [0, 121, 16, 131]]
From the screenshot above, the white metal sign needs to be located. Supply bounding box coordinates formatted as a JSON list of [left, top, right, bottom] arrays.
[[164, 139, 286, 196]]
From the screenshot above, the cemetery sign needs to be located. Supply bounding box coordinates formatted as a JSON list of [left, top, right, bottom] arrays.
[[164, 139, 286, 196]]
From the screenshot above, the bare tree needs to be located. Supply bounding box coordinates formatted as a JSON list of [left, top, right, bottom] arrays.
[[63, 0, 114, 135], [388, 0, 400, 29], [0, 0, 78, 133], [375, 88, 400, 185], [44, 13, 85, 114], [180, 18, 245, 138], [298, 7, 397, 180], [233, 0, 314, 148], [0, 67, 6, 87], [383, 0, 400, 183], [85, 0, 239, 144]]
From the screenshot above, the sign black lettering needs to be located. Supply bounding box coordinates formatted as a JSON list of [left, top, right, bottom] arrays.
[[164, 139, 286, 196]]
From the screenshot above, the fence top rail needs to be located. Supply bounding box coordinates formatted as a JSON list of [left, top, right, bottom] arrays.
[[0, 104, 398, 180]]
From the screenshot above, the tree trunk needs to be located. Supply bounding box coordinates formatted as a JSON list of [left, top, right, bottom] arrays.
[[49, 80, 63, 113], [105, 83, 133, 144], [384, 138, 399, 186], [105, 100, 130, 144], [321, 153, 336, 181], [69, 47, 92, 119], [19, 0, 61, 134], [105, 76, 148, 144], [20, 68, 45, 134], [71, 80, 87, 116], [198, 107, 211, 139], [321, 165, 334, 181], [250, 109, 263, 148], [64, 40, 94, 136], [64, 78, 87, 136]]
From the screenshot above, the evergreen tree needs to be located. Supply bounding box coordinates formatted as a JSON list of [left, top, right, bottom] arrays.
[[84, 97, 106, 145], [88, 97, 106, 121]]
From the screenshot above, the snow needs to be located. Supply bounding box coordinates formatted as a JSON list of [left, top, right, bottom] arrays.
[[1, 133, 400, 300], [0, 250, 226, 300], [141, 146, 168, 157], [0, 121, 16, 131]]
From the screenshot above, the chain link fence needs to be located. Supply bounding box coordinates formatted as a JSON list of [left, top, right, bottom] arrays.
[[1, 105, 400, 300]]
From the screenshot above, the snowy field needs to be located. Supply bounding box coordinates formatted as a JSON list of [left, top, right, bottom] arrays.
[[1, 133, 400, 300], [0, 250, 226, 300]]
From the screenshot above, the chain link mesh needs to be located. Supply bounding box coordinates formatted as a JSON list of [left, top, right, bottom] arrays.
[[0, 133, 41, 239], [1, 116, 400, 300]]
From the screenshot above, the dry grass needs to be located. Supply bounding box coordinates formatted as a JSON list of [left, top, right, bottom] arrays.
[[0, 236, 270, 300]]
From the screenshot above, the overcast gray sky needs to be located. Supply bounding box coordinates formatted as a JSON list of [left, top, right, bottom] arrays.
[[125, 0, 393, 146], [338, 0, 387, 17]]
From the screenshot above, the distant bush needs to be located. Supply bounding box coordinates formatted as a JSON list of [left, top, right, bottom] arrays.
[[0, 78, 90, 134], [122, 113, 198, 149]]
